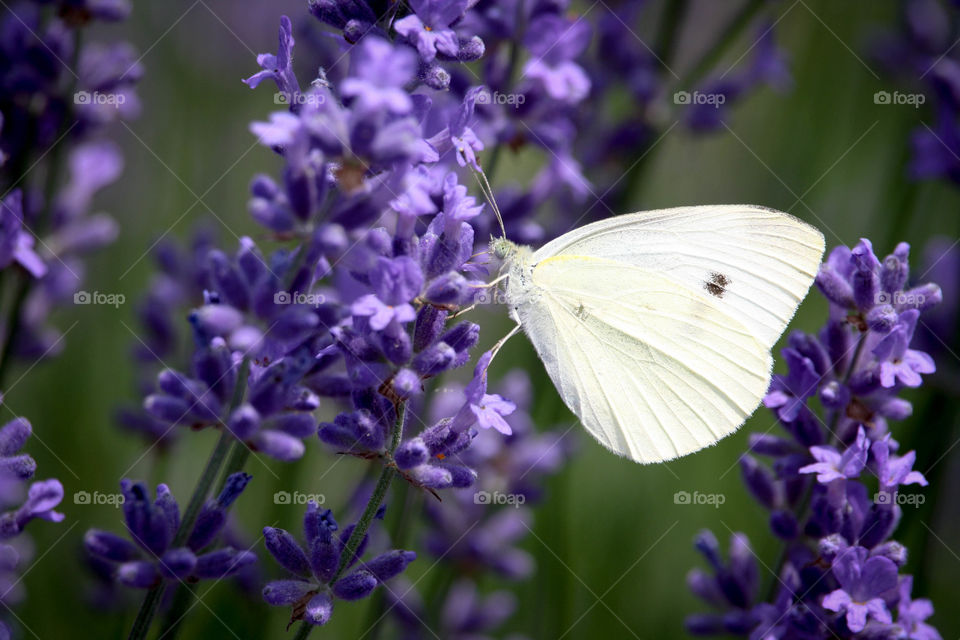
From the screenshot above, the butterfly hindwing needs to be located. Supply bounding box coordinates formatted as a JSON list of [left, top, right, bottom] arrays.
[[516, 255, 773, 463]]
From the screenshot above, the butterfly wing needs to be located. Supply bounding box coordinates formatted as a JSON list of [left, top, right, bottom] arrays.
[[531, 205, 825, 349], [516, 255, 774, 463]]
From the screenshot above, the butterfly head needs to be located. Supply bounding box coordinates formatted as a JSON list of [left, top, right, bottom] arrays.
[[490, 237, 519, 261]]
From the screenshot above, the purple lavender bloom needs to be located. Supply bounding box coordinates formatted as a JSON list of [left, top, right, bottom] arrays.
[[897, 576, 942, 640], [799, 426, 869, 483], [261, 502, 415, 627], [0, 191, 46, 279], [450, 350, 515, 435], [0, 417, 35, 480], [426, 87, 486, 170], [0, 478, 65, 537], [872, 309, 935, 388], [822, 546, 897, 633], [394, 0, 466, 62], [341, 37, 416, 114], [244, 16, 301, 105], [84, 476, 255, 588], [871, 436, 928, 492], [762, 346, 820, 422], [688, 238, 941, 639], [522, 14, 592, 103]]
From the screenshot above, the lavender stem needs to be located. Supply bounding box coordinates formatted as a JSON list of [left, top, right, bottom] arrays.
[[127, 358, 251, 640]]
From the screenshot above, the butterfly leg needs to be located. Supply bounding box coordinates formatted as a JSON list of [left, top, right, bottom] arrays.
[[487, 323, 522, 365], [469, 273, 508, 289], [453, 274, 509, 318]]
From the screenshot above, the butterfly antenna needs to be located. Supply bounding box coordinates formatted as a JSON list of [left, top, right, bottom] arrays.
[[473, 166, 506, 239]]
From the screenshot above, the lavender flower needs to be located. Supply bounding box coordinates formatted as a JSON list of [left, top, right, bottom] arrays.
[[0, 0, 138, 373], [0, 405, 64, 638], [261, 501, 415, 627], [687, 238, 942, 639], [84, 474, 256, 588]]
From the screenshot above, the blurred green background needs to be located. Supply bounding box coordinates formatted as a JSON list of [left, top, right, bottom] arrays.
[[7, 1, 960, 638]]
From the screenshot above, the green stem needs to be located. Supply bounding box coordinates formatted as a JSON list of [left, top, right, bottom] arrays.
[[293, 402, 407, 640], [156, 583, 195, 640], [654, 0, 690, 70], [292, 621, 313, 640], [217, 439, 252, 493], [364, 481, 417, 640], [331, 405, 405, 583], [127, 358, 251, 640], [0, 275, 32, 388], [158, 437, 252, 640], [675, 0, 766, 92]]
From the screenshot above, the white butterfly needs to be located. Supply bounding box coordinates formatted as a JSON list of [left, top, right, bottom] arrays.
[[489, 205, 825, 464]]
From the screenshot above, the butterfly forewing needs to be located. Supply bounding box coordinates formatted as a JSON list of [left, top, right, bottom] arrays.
[[531, 205, 826, 349], [511, 205, 824, 463]]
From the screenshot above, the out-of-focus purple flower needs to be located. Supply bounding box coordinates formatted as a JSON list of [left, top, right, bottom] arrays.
[[84, 475, 255, 588], [244, 16, 301, 104], [0, 191, 46, 279], [394, 0, 466, 62], [522, 14, 591, 103], [341, 37, 416, 114]]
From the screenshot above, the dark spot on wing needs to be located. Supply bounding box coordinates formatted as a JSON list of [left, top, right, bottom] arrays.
[[705, 272, 730, 298], [574, 302, 589, 321]]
